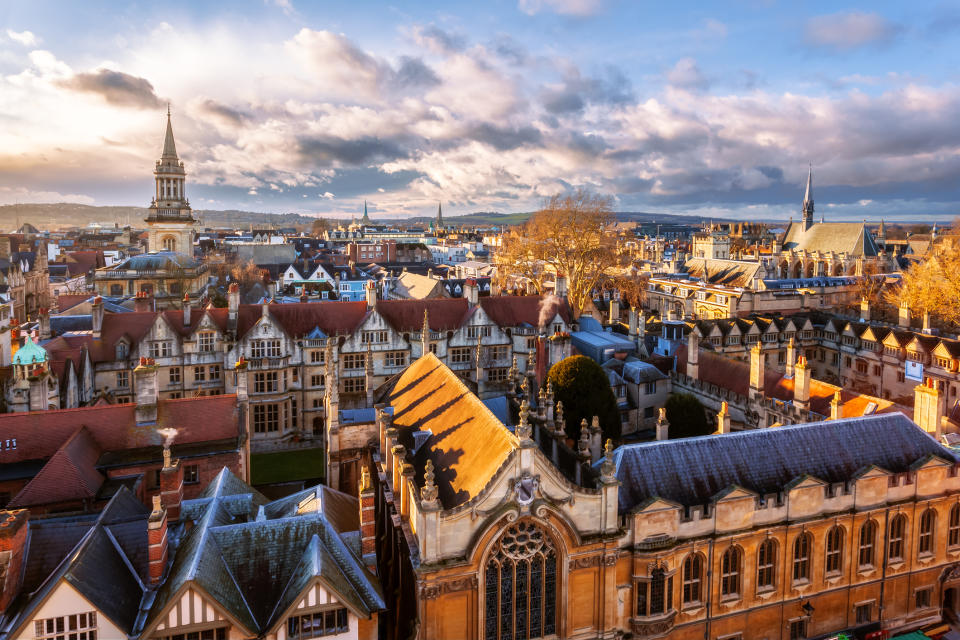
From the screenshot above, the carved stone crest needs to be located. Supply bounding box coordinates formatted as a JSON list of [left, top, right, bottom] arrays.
[[513, 473, 540, 506]]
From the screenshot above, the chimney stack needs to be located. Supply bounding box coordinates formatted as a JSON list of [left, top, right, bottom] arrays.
[[91, 296, 104, 339], [785, 337, 796, 378], [655, 407, 669, 441], [794, 355, 811, 411], [160, 444, 184, 521], [686, 329, 700, 380], [134, 291, 151, 313], [914, 377, 944, 438], [899, 303, 911, 328], [228, 282, 240, 326], [830, 391, 842, 420], [860, 298, 871, 323], [749, 343, 765, 400], [38, 307, 50, 340], [147, 496, 168, 585], [0, 509, 29, 612], [717, 401, 731, 434], [134, 357, 159, 423], [555, 273, 567, 298], [182, 295, 191, 327], [365, 280, 377, 308], [608, 297, 620, 325], [464, 278, 479, 305], [358, 466, 377, 572]]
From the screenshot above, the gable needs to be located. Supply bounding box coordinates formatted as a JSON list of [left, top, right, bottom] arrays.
[[151, 586, 249, 637], [11, 580, 126, 640]]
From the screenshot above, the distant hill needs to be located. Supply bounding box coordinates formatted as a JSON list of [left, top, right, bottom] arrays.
[[0, 202, 724, 231]]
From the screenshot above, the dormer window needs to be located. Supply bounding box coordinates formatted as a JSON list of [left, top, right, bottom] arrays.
[[287, 608, 348, 639], [116, 342, 128, 360]]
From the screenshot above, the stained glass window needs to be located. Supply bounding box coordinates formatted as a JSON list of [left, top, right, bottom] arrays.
[[484, 521, 557, 640]]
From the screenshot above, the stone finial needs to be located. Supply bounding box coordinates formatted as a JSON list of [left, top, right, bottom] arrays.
[[555, 401, 566, 435], [601, 439, 616, 480], [591, 415, 601, 433], [421, 459, 438, 505], [520, 376, 529, 398], [517, 398, 533, 442]]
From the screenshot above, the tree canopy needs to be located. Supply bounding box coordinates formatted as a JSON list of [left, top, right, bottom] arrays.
[[495, 190, 619, 317], [546, 355, 620, 442], [664, 393, 711, 439], [888, 230, 960, 330]]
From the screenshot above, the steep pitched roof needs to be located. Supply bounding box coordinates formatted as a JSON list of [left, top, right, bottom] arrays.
[[479, 295, 572, 329], [611, 413, 956, 512], [684, 258, 763, 287], [781, 221, 879, 256], [391, 272, 449, 300], [387, 353, 518, 510], [9, 426, 104, 508]]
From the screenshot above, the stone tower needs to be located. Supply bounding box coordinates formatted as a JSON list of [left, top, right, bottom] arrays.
[[146, 106, 195, 255]]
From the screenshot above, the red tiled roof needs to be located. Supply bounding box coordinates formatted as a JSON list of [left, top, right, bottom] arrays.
[[64, 251, 105, 277], [376, 298, 470, 332], [55, 294, 91, 313], [0, 394, 241, 465], [9, 426, 104, 507], [479, 295, 572, 329], [266, 301, 370, 337]]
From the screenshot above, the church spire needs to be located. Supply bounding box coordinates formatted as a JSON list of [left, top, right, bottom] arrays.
[[437, 201, 444, 229], [361, 200, 372, 225], [162, 104, 178, 160], [801, 164, 814, 230]]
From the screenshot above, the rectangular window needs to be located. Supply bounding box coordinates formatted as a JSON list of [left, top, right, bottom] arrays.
[[209, 365, 221, 381], [855, 603, 872, 624], [158, 628, 226, 640], [527, 337, 537, 350], [198, 332, 215, 352], [253, 404, 280, 433], [35, 612, 98, 640], [450, 347, 471, 363], [645, 381, 657, 395], [287, 608, 349, 640], [254, 372, 279, 393], [251, 339, 282, 358], [487, 345, 509, 361], [385, 351, 407, 367], [466, 326, 492, 339], [194, 366, 206, 382], [916, 588, 932, 609], [149, 341, 171, 358], [310, 350, 325, 364], [311, 374, 325, 388], [897, 370, 905, 383], [343, 377, 366, 393], [342, 353, 365, 370], [789, 619, 807, 640], [361, 330, 388, 343], [169, 367, 181, 384], [116, 371, 129, 388], [488, 368, 509, 382], [184, 464, 199, 484]]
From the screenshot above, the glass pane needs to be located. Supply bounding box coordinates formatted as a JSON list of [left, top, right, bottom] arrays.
[[544, 552, 556, 636], [530, 556, 543, 638], [501, 561, 514, 640], [515, 559, 528, 640], [485, 563, 499, 640]]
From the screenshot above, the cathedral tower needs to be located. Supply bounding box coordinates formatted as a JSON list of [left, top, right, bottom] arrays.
[[146, 107, 195, 255]]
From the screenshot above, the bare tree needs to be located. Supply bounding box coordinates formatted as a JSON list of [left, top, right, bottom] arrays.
[[495, 190, 618, 317], [311, 217, 331, 237]]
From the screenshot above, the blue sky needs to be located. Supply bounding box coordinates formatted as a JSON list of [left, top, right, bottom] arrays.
[[1, 1, 958, 221]]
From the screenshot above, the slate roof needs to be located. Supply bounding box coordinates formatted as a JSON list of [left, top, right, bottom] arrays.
[[387, 353, 518, 510], [9, 427, 104, 508], [376, 298, 470, 332], [479, 295, 572, 329], [684, 258, 763, 287], [147, 468, 383, 636], [781, 221, 879, 256], [611, 413, 956, 512], [2, 489, 149, 638]]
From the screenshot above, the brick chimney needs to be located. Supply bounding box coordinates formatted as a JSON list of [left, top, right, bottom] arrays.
[[0, 510, 29, 612], [914, 377, 943, 437], [365, 280, 377, 309], [830, 391, 842, 420], [91, 296, 104, 339], [228, 282, 240, 328], [134, 357, 159, 423], [38, 307, 50, 340], [134, 291, 151, 313], [785, 337, 796, 378], [794, 356, 811, 411], [464, 278, 479, 305], [358, 466, 377, 572], [147, 496, 168, 585], [160, 443, 184, 521]]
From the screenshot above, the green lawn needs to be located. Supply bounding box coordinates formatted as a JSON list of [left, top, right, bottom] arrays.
[[251, 448, 325, 485]]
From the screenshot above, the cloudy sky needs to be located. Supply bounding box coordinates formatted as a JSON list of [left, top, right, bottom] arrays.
[[1, 1, 958, 221]]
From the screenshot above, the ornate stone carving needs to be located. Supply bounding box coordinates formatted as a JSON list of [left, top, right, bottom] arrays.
[[417, 576, 478, 600], [630, 611, 677, 638], [940, 562, 960, 583], [513, 472, 540, 506], [569, 555, 602, 570]]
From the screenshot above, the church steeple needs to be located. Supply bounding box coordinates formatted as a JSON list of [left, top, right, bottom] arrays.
[[360, 200, 372, 225], [801, 164, 814, 231], [146, 106, 195, 254], [437, 201, 444, 230]]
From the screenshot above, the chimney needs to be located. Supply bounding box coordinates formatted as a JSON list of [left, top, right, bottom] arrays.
[[655, 408, 669, 440], [365, 280, 377, 308], [134, 291, 151, 313], [686, 329, 699, 380], [147, 496, 168, 585], [182, 295, 191, 327], [914, 377, 943, 437], [234, 357, 249, 402], [794, 355, 811, 411], [555, 273, 567, 298], [38, 307, 50, 340], [899, 303, 911, 328], [717, 401, 731, 434], [785, 337, 796, 378], [860, 298, 871, 323], [830, 391, 842, 420], [0, 509, 29, 612], [922, 311, 932, 334], [628, 307, 638, 337], [608, 297, 620, 325], [228, 283, 240, 325], [134, 357, 159, 423], [749, 343, 765, 400], [160, 444, 184, 521], [358, 466, 377, 572], [91, 296, 104, 339], [464, 278, 479, 305]]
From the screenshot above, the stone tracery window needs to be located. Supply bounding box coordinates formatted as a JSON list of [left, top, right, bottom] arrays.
[[484, 520, 557, 640]]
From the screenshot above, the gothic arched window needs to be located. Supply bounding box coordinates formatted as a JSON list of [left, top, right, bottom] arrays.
[[484, 521, 557, 640], [757, 538, 777, 590], [918, 509, 936, 556], [825, 525, 844, 575], [792, 532, 811, 583], [858, 520, 877, 567]]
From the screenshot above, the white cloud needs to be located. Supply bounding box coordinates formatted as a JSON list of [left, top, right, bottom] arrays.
[[804, 12, 900, 51], [0, 186, 93, 205], [321, 191, 334, 199], [6, 29, 38, 47], [665, 58, 708, 91], [518, 0, 604, 17], [265, 0, 296, 17]]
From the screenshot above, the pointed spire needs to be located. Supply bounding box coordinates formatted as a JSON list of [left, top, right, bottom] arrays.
[[437, 201, 443, 228], [162, 106, 178, 159], [801, 164, 814, 228]]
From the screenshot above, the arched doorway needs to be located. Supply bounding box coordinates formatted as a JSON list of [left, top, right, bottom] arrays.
[[483, 520, 558, 640], [944, 587, 958, 623]]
